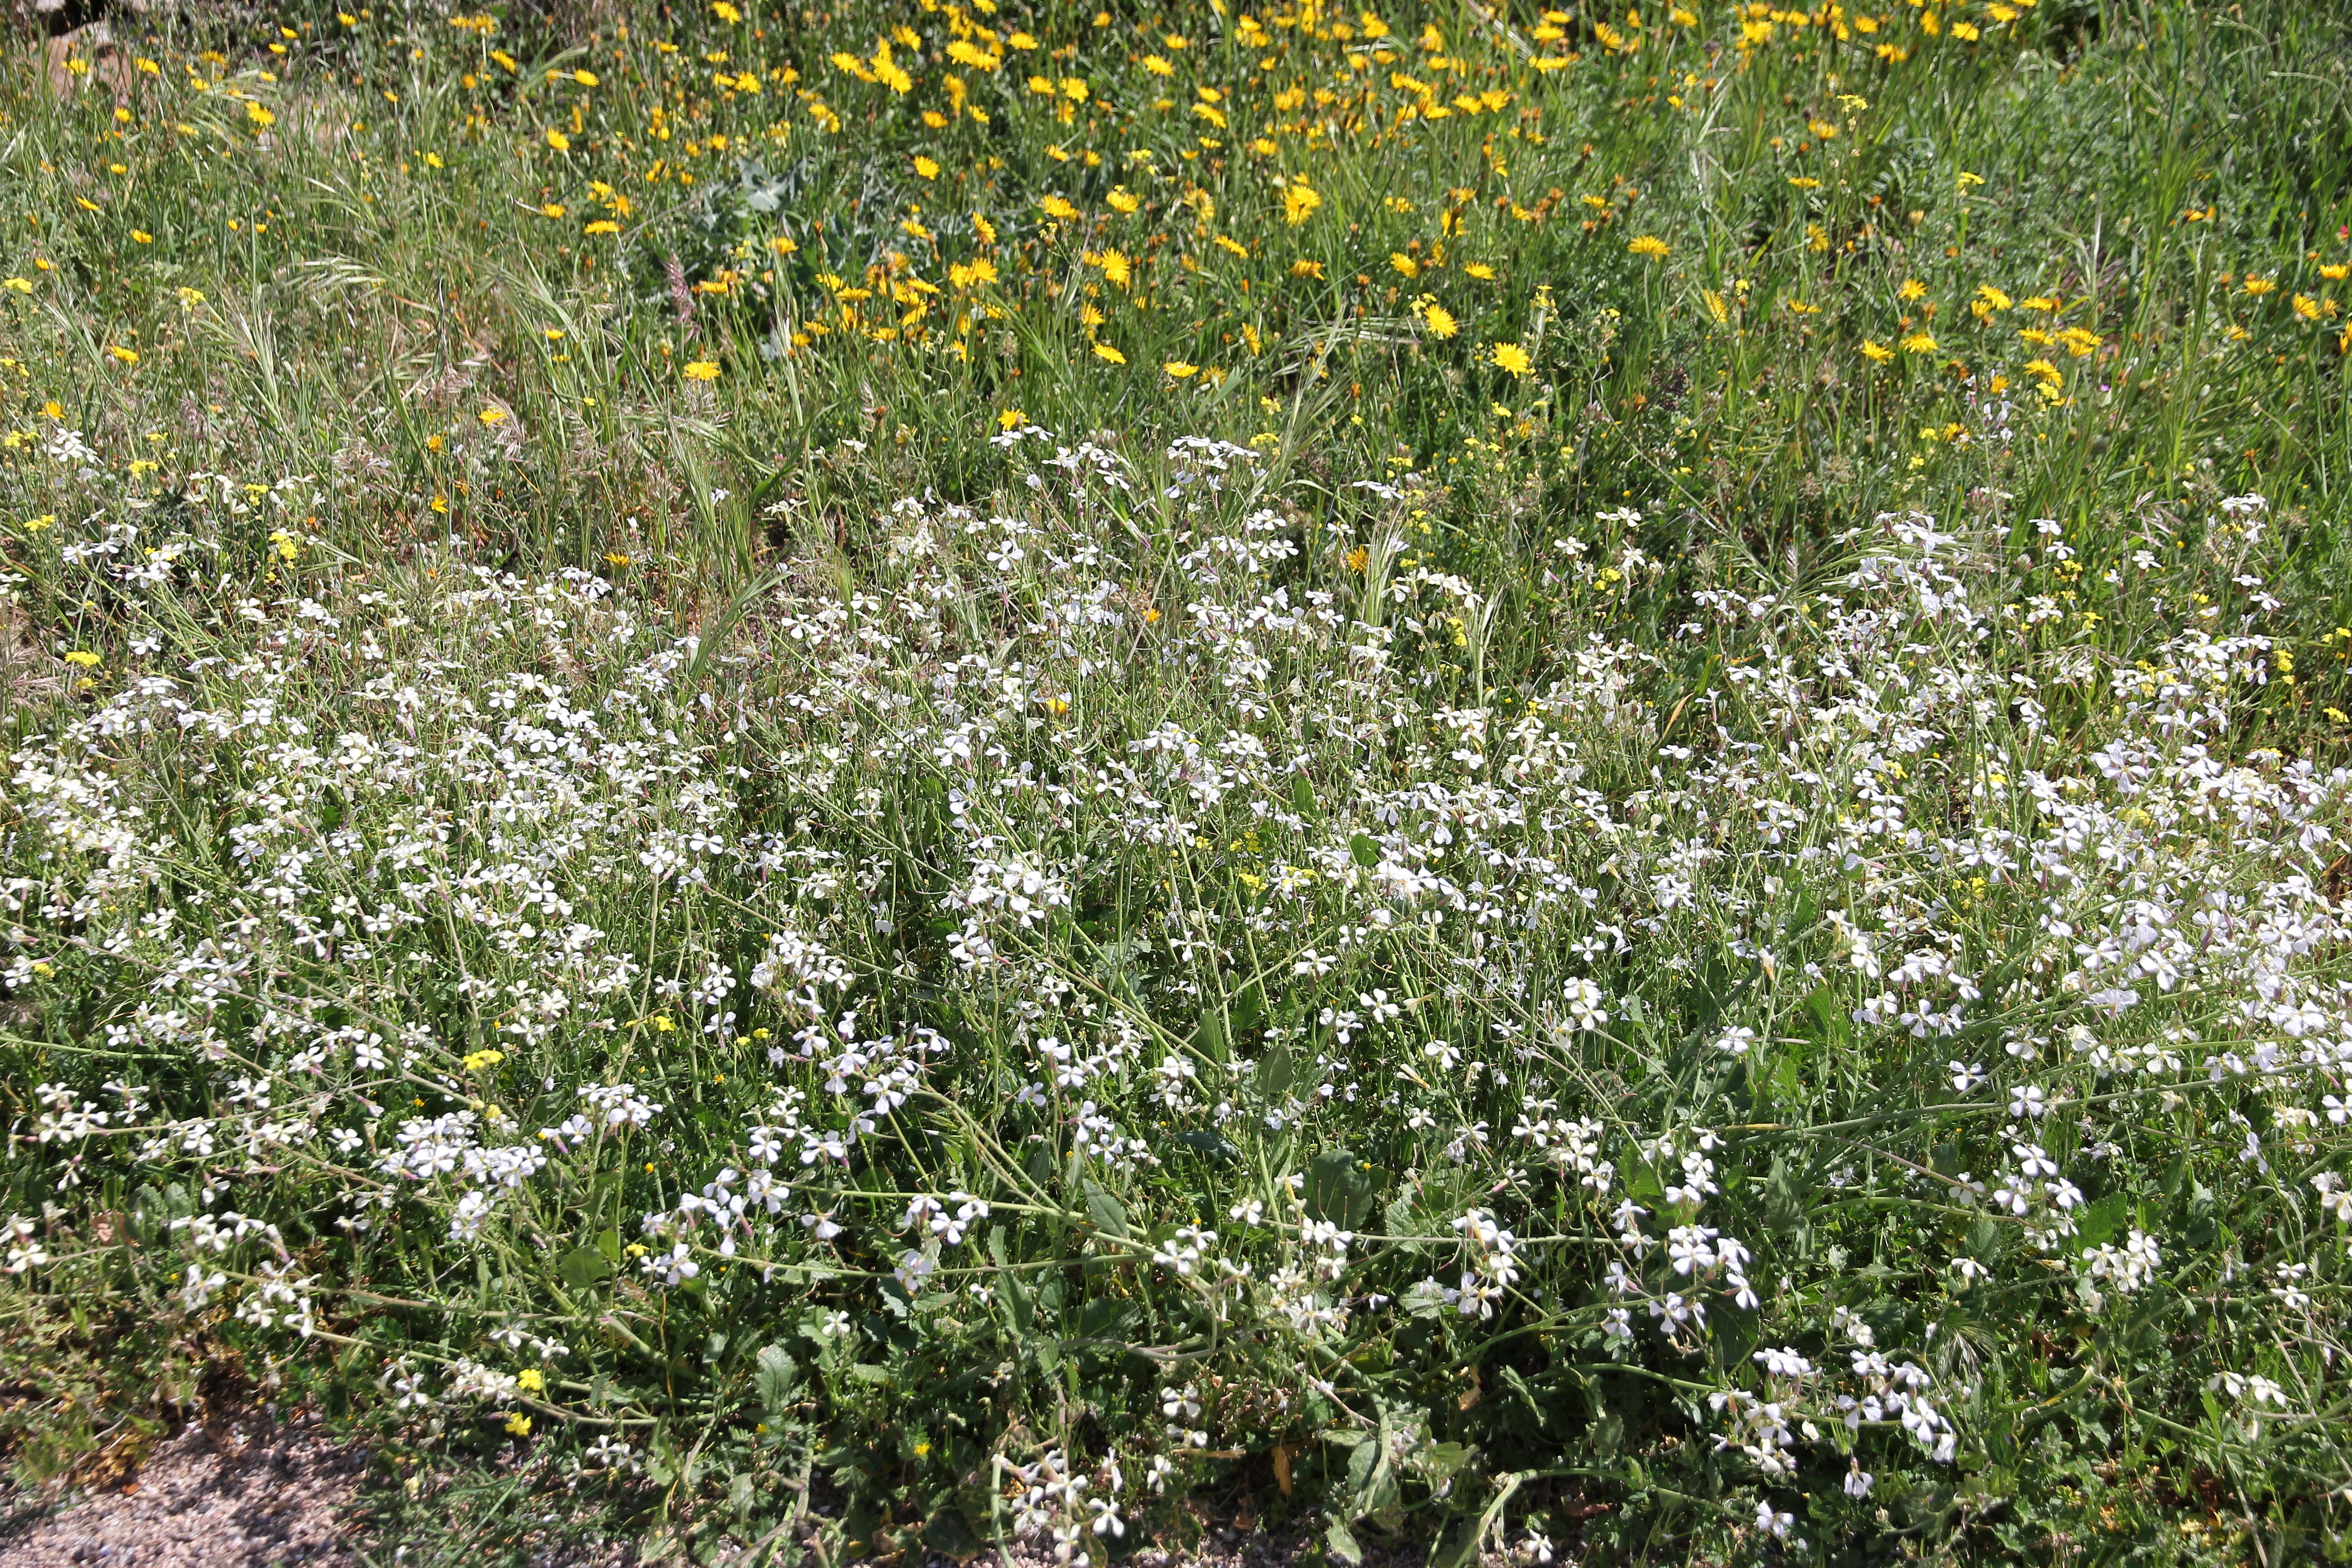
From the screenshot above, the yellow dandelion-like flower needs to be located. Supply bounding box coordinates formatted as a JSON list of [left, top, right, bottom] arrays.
[[1164, 361, 1199, 378], [1093, 343, 1127, 365], [546, 128, 571, 152], [1490, 342, 1532, 375], [682, 360, 720, 381], [478, 407, 506, 425], [913, 155, 940, 180], [1040, 194, 1078, 221], [1861, 340, 1894, 362], [998, 408, 1025, 430], [1282, 180, 1323, 226], [1901, 331, 1939, 354], [1420, 301, 1459, 338], [1627, 234, 1671, 259], [1107, 186, 1141, 214]]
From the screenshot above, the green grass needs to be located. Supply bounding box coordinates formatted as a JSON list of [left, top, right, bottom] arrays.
[[2, 0, 2352, 1562]]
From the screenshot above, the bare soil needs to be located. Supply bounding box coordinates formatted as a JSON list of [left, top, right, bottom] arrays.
[[0, 1410, 366, 1567]]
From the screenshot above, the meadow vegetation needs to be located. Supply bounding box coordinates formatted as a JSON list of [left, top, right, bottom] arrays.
[[2, 0, 2352, 1560]]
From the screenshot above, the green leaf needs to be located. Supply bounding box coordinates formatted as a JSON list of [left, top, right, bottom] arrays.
[[557, 1247, 611, 1291], [1349, 832, 1379, 867], [924, 1503, 981, 1561], [2074, 1192, 2130, 1251], [1402, 1278, 1451, 1318], [1256, 1041, 1295, 1101], [756, 1344, 800, 1415], [1084, 1181, 1131, 1240], [1196, 1009, 1229, 1063], [1292, 775, 1319, 818], [1325, 1520, 1363, 1566], [1305, 1147, 1384, 1230]]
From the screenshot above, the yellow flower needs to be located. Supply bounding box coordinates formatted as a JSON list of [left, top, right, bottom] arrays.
[[546, 129, 571, 152], [913, 155, 939, 180], [63, 651, 99, 667], [516, 1368, 546, 1392], [1096, 248, 1132, 287], [1463, 263, 1496, 280], [1144, 54, 1175, 76], [1107, 186, 1141, 214], [1420, 301, 1459, 338], [1490, 342, 1532, 376], [505, 1413, 533, 1436], [584, 220, 619, 235], [478, 407, 506, 425], [1290, 259, 1325, 279], [246, 102, 276, 129], [1282, 181, 1323, 226], [1040, 194, 1079, 221], [1627, 234, 1670, 259], [682, 361, 720, 381], [2292, 293, 2320, 321], [1165, 361, 1199, 378], [1391, 252, 1420, 279], [1861, 339, 1894, 362], [1898, 278, 1928, 301], [1901, 331, 1939, 354], [1093, 343, 1127, 365], [2022, 358, 2061, 383], [574, 69, 599, 86], [1787, 176, 1821, 190], [998, 408, 1025, 430], [105, 345, 138, 365], [461, 1049, 505, 1070], [2056, 326, 2100, 357], [131, 230, 152, 244], [2244, 276, 2276, 296], [540, 204, 565, 218]]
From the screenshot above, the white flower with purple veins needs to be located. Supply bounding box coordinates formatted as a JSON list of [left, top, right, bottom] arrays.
[[1563, 978, 1610, 1031], [642, 1242, 698, 1286], [1713, 1026, 1756, 1056], [1949, 1060, 1987, 1093], [2009, 1084, 2049, 1119]]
